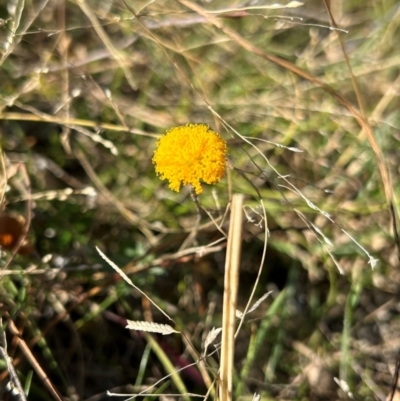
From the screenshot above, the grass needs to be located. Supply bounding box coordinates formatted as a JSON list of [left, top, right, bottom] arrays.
[[1, 0, 400, 400]]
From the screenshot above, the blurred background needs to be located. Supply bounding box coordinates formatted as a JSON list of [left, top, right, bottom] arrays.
[[1, 1, 400, 400]]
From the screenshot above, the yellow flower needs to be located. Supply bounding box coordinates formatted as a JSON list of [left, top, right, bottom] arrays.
[[152, 124, 227, 194]]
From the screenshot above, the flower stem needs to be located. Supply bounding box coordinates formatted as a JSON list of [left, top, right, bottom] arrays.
[[179, 186, 203, 251]]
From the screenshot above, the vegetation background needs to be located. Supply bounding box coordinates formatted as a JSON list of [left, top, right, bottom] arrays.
[[0, 0, 399, 400]]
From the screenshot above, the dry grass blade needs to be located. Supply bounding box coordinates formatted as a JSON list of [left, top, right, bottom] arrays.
[[76, 0, 138, 94], [388, 350, 400, 401], [7, 319, 63, 401], [0, 0, 25, 62], [220, 194, 244, 401], [96, 246, 173, 322], [0, 112, 159, 138], [0, 318, 26, 401], [178, 0, 400, 264], [125, 320, 178, 335], [205, 1, 304, 13], [0, 0, 51, 74]]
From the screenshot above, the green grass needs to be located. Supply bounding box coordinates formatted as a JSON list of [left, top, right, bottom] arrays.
[[1, 1, 400, 400]]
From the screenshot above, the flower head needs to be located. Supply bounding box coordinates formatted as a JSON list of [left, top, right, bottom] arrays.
[[152, 123, 227, 194]]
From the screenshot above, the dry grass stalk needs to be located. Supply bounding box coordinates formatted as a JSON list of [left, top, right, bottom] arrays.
[[220, 194, 244, 401]]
